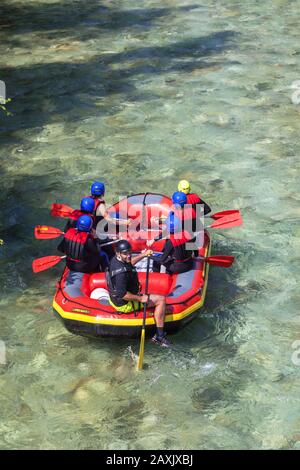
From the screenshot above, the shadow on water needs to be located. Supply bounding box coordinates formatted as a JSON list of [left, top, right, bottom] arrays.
[[0, 0, 240, 136], [0, 170, 76, 296], [0, 1, 202, 37], [1, 33, 239, 134]]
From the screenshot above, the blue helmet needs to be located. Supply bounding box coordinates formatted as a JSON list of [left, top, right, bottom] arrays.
[[165, 212, 181, 234], [172, 191, 187, 208], [77, 215, 93, 232], [91, 181, 105, 197], [80, 197, 95, 213]]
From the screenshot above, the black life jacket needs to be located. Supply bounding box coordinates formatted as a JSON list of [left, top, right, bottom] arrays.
[[107, 257, 140, 306], [64, 228, 89, 262]]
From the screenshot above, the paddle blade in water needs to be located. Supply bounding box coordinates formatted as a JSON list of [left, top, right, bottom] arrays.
[[205, 255, 235, 267], [34, 225, 64, 239], [210, 210, 241, 220], [137, 328, 145, 371], [50, 203, 74, 218], [32, 255, 64, 273], [209, 214, 243, 229]]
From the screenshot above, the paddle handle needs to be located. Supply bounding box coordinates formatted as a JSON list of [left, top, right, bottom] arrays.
[[137, 255, 151, 371], [99, 239, 120, 247]]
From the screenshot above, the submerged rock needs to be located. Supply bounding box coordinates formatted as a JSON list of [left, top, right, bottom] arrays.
[[191, 386, 223, 411]]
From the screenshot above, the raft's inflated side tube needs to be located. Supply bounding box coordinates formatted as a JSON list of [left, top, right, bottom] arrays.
[[53, 193, 211, 338]]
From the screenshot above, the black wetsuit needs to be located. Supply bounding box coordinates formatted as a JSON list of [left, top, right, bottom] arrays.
[[107, 256, 140, 307], [153, 234, 195, 274]]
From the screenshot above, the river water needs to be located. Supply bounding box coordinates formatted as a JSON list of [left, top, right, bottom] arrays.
[[1, 0, 300, 450]]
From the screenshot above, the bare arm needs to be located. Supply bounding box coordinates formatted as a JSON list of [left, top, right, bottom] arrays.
[[123, 292, 148, 302], [131, 250, 152, 266], [97, 203, 131, 226]]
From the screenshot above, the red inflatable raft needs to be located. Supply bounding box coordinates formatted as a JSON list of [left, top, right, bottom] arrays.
[[52, 193, 211, 338]]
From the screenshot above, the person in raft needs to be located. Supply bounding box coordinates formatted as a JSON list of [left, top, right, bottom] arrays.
[[177, 179, 211, 216], [171, 191, 204, 257], [58, 215, 105, 273], [152, 213, 195, 274], [148, 193, 199, 257], [150, 191, 198, 236], [107, 240, 170, 347], [151, 181, 211, 231], [87, 181, 132, 228], [64, 197, 96, 232], [62, 197, 114, 266]]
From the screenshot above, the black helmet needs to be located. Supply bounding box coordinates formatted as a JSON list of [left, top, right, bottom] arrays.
[[116, 240, 132, 253]]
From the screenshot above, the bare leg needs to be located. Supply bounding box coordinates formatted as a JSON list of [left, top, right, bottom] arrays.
[[149, 294, 166, 328]]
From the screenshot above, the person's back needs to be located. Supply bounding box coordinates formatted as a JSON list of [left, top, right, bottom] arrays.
[[64, 197, 96, 233], [152, 214, 194, 274], [170, 232, 194, 263], [58, 215, 100, 273], [178, 180, 211, 216]]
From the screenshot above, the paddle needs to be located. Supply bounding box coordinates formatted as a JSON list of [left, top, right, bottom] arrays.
[[152, 252, 234, 268], [207, 213, 243, 230], [137, 255, 151, 371], [198, 255, 234, 267], [35, 225, 64, 239], [32, 255, 66, 273], [51, 203, 130, 223], [50, 203, 74, 218], [209, 210, 240, 220]]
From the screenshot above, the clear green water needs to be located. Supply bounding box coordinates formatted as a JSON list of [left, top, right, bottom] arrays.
[[1, 0, 300, 450]]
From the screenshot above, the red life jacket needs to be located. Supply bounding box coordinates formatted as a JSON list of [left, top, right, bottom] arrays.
[[64, 228, 89, 262], [86, 196, 105, 214], [186, 193, 201, 205], [68, 209, 95, 224], [68, 210, 85, 221]]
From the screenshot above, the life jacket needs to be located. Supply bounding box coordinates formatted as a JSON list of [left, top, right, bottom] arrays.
[[66, 210, 95, 230], [86, 196, 106, 227], [187, 193, 211, 216], [186, 193, 201, 205], [68, 209, 90, 221], [174, 206, 196, 222], [107, 257, 140, 306], [169, 232, 194, 262], [174, 206, 196, 234], [64, 228, 89, 262], [86, 196, 105, 214], [175, 201, 206, 233]]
